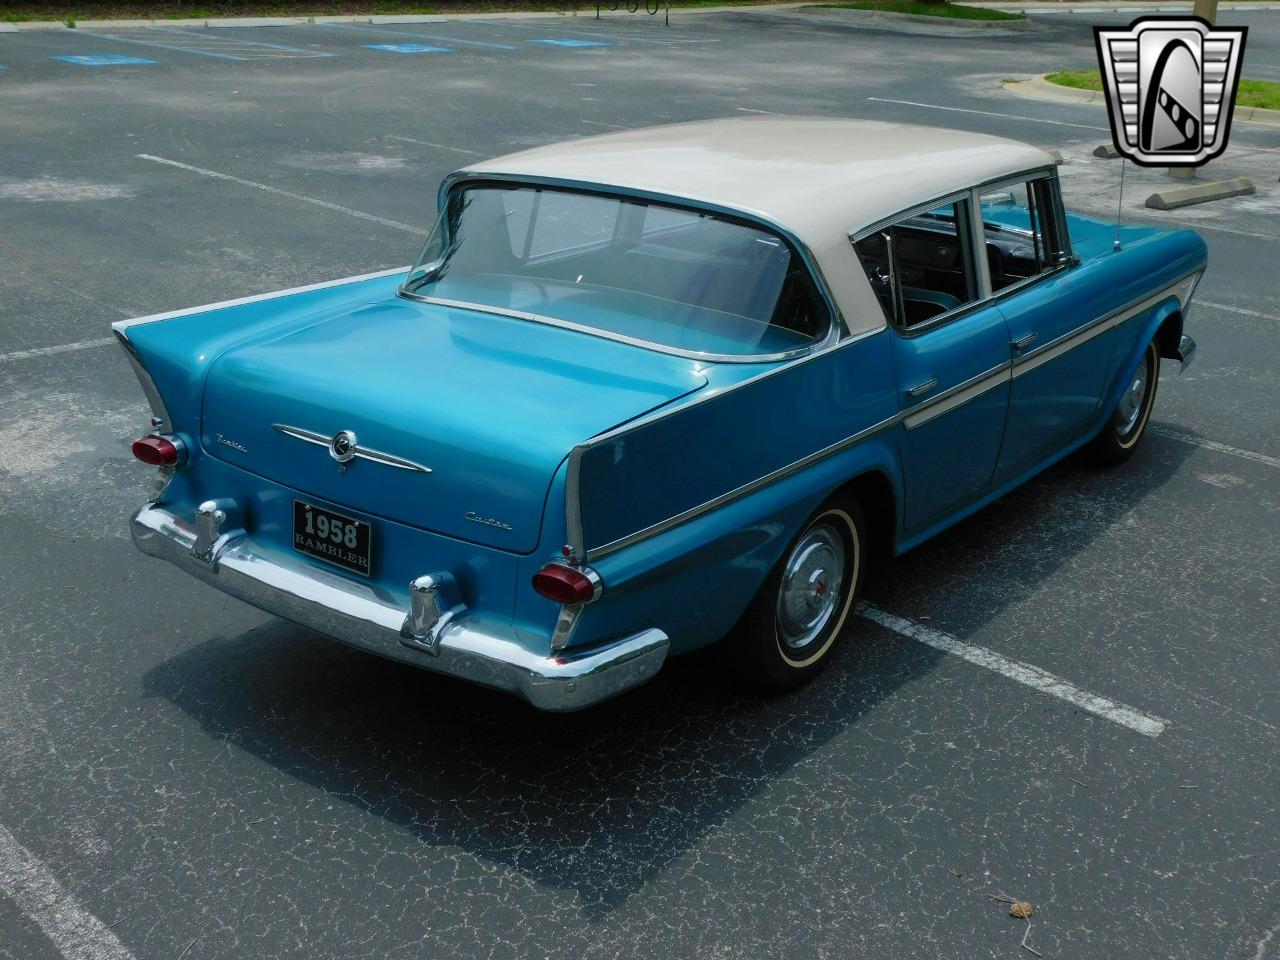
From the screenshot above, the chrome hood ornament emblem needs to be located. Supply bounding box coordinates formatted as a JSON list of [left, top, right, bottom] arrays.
[[272, 423, 432, 474]]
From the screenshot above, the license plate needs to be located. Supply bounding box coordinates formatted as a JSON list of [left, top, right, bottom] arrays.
[[293, 500, 372, 577]]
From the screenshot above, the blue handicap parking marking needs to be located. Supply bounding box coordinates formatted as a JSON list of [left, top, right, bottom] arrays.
[[52, 54, 157, 66], [364, 43, 454, 54], [528, 39, 610, 48]]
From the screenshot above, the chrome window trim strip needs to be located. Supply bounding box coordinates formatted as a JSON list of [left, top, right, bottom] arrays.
[[272, 423, 432, 473], [110, 266, 411, 334], [585, 411, 904, 562], [849, 169, 1072, 339], [401, 295, 819, 365], [849, 166, 1060, 243], [850, 188, 975, 245]]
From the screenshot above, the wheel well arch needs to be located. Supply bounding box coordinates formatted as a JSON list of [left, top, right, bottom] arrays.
[[830, 469, 897, 559], [1155, 308, 1185, 360]]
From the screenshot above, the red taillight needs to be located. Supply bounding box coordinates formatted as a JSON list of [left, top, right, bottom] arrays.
[[131, 434, 182, 467], [532, 563, 599, 605]]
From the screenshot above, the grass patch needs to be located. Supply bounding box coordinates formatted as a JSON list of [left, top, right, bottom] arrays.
[[1045, 69, 1103, 92], [812, 2, 1024, 21], [0, 0, 787, 22], [1047, 68, 1280, 111]]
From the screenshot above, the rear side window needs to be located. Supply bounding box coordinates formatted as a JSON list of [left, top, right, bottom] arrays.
[[852, 199, 980, 331], [979, 177, 1071, 292]]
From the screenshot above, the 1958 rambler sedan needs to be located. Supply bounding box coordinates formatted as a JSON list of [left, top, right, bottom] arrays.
[[118, 117, 1204, 710]]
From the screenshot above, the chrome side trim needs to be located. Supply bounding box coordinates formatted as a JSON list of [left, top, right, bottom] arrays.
[[902, 361, 1011, 431], [574, 272, 1199, 559], [1011, 274, 1195, 379], [271, 423, 432, 474], [402, 295, 815, 365], [130, 503, 668, 711], [562, 323, 891, 559], [110, 266, 411, 333], [112, 330, 172, 429], [585, 411, 902, 561]]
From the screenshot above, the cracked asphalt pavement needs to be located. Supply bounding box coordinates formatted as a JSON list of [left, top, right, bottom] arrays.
[[1, 6, 1278, 958]]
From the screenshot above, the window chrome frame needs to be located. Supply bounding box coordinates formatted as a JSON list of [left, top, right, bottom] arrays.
[[398, 173, 847, 365], [850, 188, 985, 339], [849, 166, 1077, 339]]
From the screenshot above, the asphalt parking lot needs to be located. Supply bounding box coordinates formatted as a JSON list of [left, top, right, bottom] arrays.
[[2, 5, 1279, 959]]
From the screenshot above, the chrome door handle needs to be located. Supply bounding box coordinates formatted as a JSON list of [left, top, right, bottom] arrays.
[[907, 378, 938, 398], [1012, 332, 1038, 352]]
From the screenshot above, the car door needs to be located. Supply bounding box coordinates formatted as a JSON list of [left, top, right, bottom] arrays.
[[853, 195, 1012, 533], [982, 175, 1116, 480]]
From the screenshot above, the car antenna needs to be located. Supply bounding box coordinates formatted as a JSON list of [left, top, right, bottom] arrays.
[[1114, 158, 1127, 252]]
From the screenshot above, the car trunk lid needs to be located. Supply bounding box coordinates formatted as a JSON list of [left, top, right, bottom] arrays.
[[200, 296, 707, 552]]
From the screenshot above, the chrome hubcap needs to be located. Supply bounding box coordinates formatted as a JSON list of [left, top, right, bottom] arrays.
[[776, 523, 845, 651], [1116, 352, 1150, 436]]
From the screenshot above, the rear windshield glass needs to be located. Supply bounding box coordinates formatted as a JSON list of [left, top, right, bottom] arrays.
[[400, 184, 831, 358]]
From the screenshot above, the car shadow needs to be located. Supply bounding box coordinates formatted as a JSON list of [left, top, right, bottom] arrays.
[[140, 432, 1193, 918]]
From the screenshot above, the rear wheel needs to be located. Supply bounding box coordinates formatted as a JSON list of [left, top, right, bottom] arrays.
[[731, 497, 865, 692], [1089, 339, 1160, 466]]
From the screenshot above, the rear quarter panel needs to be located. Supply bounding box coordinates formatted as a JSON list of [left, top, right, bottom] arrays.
[[564, 331, 901, 655]]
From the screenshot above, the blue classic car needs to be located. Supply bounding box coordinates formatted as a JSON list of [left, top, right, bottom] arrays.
[[118, 118, 1204, 710]]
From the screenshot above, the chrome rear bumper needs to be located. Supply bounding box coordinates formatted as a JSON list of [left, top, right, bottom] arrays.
[[130, 503, 668, 711]]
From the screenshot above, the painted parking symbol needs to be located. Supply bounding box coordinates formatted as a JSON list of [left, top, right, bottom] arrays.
[[52, 54, 156, 66], [363, 43, 454, 54], [528, 39, 610, 48]]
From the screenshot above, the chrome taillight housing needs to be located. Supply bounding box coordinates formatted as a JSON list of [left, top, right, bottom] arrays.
[[131, 433, 185, 467]]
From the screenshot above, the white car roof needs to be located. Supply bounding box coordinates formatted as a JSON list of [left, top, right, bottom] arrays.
[[461, 116, 1054, 337]]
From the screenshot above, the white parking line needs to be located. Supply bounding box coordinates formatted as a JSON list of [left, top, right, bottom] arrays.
[[1198, 299, 1277, 321], [384, 134, 488, 157], [866, 96, 1111, 132], [0, 337, 114, 363], [460, 18, 718, 42], [0, 822, 137, 960], [857, 603, 1169, 737], [321, 21, 520, 50], [135, 154, 423, 235], [1149, 425, 1280, 469]]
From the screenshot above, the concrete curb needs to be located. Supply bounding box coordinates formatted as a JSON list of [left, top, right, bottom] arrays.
[[1145, 176, 1256, 209], [1004, 73, 1104, 104], [1003, 75, 1280, 127], [3, 3, 815, 30], [784, 5, 1034, 28], [967, 0, 1280, 11]]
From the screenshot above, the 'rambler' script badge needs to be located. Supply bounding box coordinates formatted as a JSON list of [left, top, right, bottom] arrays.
[[466, 512, 513, 531], [215, 433, 248, 453], [1094, 16, 1248, 167]]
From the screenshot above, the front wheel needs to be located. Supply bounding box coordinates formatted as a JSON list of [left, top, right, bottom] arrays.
[[1088, 339, 1160, 466], [730, 497, 866, 693]]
